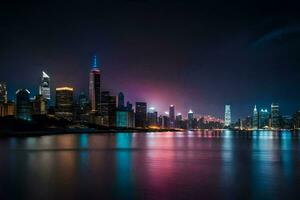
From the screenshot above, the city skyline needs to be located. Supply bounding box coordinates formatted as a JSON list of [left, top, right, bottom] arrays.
[[1, 1, 300, 121]]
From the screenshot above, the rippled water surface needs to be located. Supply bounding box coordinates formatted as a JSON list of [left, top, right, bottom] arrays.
[[1, 130, 300, 200]]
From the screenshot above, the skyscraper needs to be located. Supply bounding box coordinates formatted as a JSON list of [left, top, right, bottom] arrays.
[[32, 95, 48, 115], [99, 91, 116, 127], [89, 55, 101, 113], [224, 105, 231, 127], [118, 92, 125, 109], [259, 109, 269, 129], [135, 102, 147, 128], [16, 89, 32, 121], [147, 107, 158, 127], [187, 109, 194, 129], [169, 105, 175, 128], [271, 103, 280, 129], [0, 82, 8, 103], [39, 71, 51, 100], [55, 87, 74, 120], [252, 105, 259, 129]]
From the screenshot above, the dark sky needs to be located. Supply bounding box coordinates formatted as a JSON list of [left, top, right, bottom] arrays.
[[1, 0, 300, 120]]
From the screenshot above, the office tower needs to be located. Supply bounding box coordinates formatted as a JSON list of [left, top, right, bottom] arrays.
[[252, 105, 259, 129], [0, 101, 15, 117], [259, 109, 269, 129], [16, 89, 32, 120], [99, 91, 116, 127], [39, 71, 51, 100], [116, 102, 134, 128], [175, 113, 183, 128], [108, 95, 117, 127], [0, 82, 7, 103], [78, 92, 89, 113], [55, 87, 74, 120], [271, 103, 280, 129], [32, 95, 48, 115], [292, 111, 300, 129], [118, 92, 125, 109], [159, 115, 170, 129], [187, 109, 194, 129], [147, 107, 158, 127], [169, 105, 175, 128], [126, 101, 133, 111], [224, 105, 231, 127], [89, 55, 101, 113], [135, 102, 147, 128]]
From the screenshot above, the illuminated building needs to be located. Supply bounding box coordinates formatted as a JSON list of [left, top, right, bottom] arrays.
[[147, 107, 158, 127], [16, 89, 32, 121], [187, 109, 194, 129], [55, 87, 74, 120], [32, 95, 47, 115], [39, 71, 51, 100], [135, 102, 147, 128], [224, 105, 231, 127], [100, 91, 116, 127], [89, 55, 101, 113], [116, 104, 134, 128], [259, 109, 269, 129], [252, 105, 258, 129], [175, 113, 183, 128], [0, 82, 7, 103], [159, 114, 170, 129], [78, 92, 89, 114], [169, 105, 175, 128], [118, 92, 125, 109], [293, 111, 300, 129], [271, 103, 280, 129], [0, 101, 15, 117]]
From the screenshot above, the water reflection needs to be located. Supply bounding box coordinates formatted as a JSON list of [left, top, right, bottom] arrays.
[[0, 130, 300, 199]]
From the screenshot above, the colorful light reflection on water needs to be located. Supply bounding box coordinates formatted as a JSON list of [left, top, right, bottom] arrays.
[[0, 130, 300, 199]]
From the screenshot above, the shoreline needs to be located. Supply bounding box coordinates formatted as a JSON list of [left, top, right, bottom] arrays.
[[0, 128, 299, 138]]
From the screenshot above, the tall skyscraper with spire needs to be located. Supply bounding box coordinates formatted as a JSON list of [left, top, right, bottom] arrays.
[[39, 71, 51, 100], [252, 105, 259, 129], [89, 55, 101, 113]]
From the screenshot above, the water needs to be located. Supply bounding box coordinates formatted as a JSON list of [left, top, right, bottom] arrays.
[[0, 130, 300, 200]]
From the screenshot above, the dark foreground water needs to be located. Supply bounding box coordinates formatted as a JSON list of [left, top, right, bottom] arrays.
[[1, 130, 300, 200]]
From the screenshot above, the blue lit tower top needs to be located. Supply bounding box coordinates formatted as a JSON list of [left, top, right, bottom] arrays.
[[92, 54, 99, 69]]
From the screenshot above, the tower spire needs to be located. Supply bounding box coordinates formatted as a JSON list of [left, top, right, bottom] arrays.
[[92, 54, 99, 68]]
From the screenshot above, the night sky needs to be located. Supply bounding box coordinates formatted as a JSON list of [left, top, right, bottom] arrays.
[[1, 0, 300, 120]]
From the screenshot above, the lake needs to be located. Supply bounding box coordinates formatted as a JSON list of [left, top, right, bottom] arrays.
[[0, 130, 300, 200]]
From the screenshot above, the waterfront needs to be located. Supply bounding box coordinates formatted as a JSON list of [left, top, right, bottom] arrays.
[[1, 130, 300, 200]]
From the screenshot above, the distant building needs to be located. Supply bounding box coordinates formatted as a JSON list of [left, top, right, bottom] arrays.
[[259, 109, 269, 129], [159, 115, 170, 129], [32, 95, 48, 115], [187, 109, 194, 129], [89, 55, 101, 113], [0, 82, 8, 103], [271, 103, 280, 129], [39, 71, 51, 101], [16, 89, 32, 121], [252, 105, 259, 129], [135, 102, 147, 128], [78, 92, 89, 114], [224, 105, 231, 127], [292, 111, 300, 129], [118, 92, 125, 109], [147, 107, 158, 127], [169, 105, 175, 128], [100, 91, 116, 127], [116, 108, 134, 128], [0, 101, 15, 117], [55, 87, 74, 120], [175, 113, 183, 128]]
